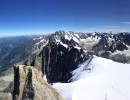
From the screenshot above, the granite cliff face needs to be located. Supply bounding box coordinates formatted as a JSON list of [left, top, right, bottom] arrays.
[[13, 65, 62, 100], [25, 42, 88, 83]]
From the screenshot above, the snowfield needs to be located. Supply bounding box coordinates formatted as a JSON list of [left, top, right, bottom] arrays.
[[53, 56, 130, 100]]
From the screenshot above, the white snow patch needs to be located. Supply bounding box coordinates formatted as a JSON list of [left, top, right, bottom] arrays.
[[73, 46, 81, 50], [74, 33, 80, 38], [111, 49, 130, 57], [44, 74, 47, 82], [39, 36, 43, 39], [79, 36, 100, 50], [55, 38, 68, 48], [59, 42, 68, 48], [35, 41, 40, 45], [69, 57, 93, 82], [64, 34, 71, 41], [53, 56, 130, 100], [72, 37, 79, 43], [40, 39, 45, 43], [33, 38, 36, 40], [32, 40, 49, 54], [92, 32, 96, 35]]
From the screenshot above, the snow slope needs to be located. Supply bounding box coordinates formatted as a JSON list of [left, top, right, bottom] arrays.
[[53, 56, 130, 100]]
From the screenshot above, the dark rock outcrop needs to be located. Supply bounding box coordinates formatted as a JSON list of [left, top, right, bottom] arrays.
[[93, 33, 128, 53], [25, 42, 88, 83], [92, 33, 130, 63]]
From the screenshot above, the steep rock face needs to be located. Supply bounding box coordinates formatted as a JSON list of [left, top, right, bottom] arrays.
[[93, 33, 128, 53], [13, 65, 62, 100], [41, 42, 88, 83], [92, 33, 130, 63], [25, 42, 88, 83]]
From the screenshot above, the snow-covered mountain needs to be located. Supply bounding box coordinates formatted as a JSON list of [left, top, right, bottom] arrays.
[[53, 56, 130, 100], [32, 30, 100, 53], [33, 30, 130, 63], [24, 30, 130, 83]]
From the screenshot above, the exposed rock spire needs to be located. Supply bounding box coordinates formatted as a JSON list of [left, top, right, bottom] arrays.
[[13, 65, 62, 100]]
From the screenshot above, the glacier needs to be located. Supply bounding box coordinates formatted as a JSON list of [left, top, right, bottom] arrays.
[[53, 56, 130, 100]]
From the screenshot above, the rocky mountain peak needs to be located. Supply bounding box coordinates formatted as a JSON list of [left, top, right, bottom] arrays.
[[25, 40, 88, 83]]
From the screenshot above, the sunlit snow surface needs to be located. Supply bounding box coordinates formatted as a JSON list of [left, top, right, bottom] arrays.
[[53, 56, 130, 100]]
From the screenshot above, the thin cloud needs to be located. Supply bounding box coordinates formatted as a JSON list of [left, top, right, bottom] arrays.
[[122, 22, 130, 25]]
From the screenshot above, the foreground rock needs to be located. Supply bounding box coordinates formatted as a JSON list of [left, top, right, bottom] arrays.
[[0, 74, 13, 100], [0, 92, 12, 100], [13, 65, 62, 100], [0, 74, 13, 91]]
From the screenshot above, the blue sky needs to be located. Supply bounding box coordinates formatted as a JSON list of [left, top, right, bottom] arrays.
[[0, 0, 130, 37]]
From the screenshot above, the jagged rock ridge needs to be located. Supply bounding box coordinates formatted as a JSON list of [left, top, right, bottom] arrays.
[[25, 30, 130, 83], [25, 42, 88, 83], [13, 65, 62, 100]]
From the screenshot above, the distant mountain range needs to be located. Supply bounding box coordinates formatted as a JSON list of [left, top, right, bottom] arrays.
[[1, 30, 130, 76], [0, 30, 130, 100]]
